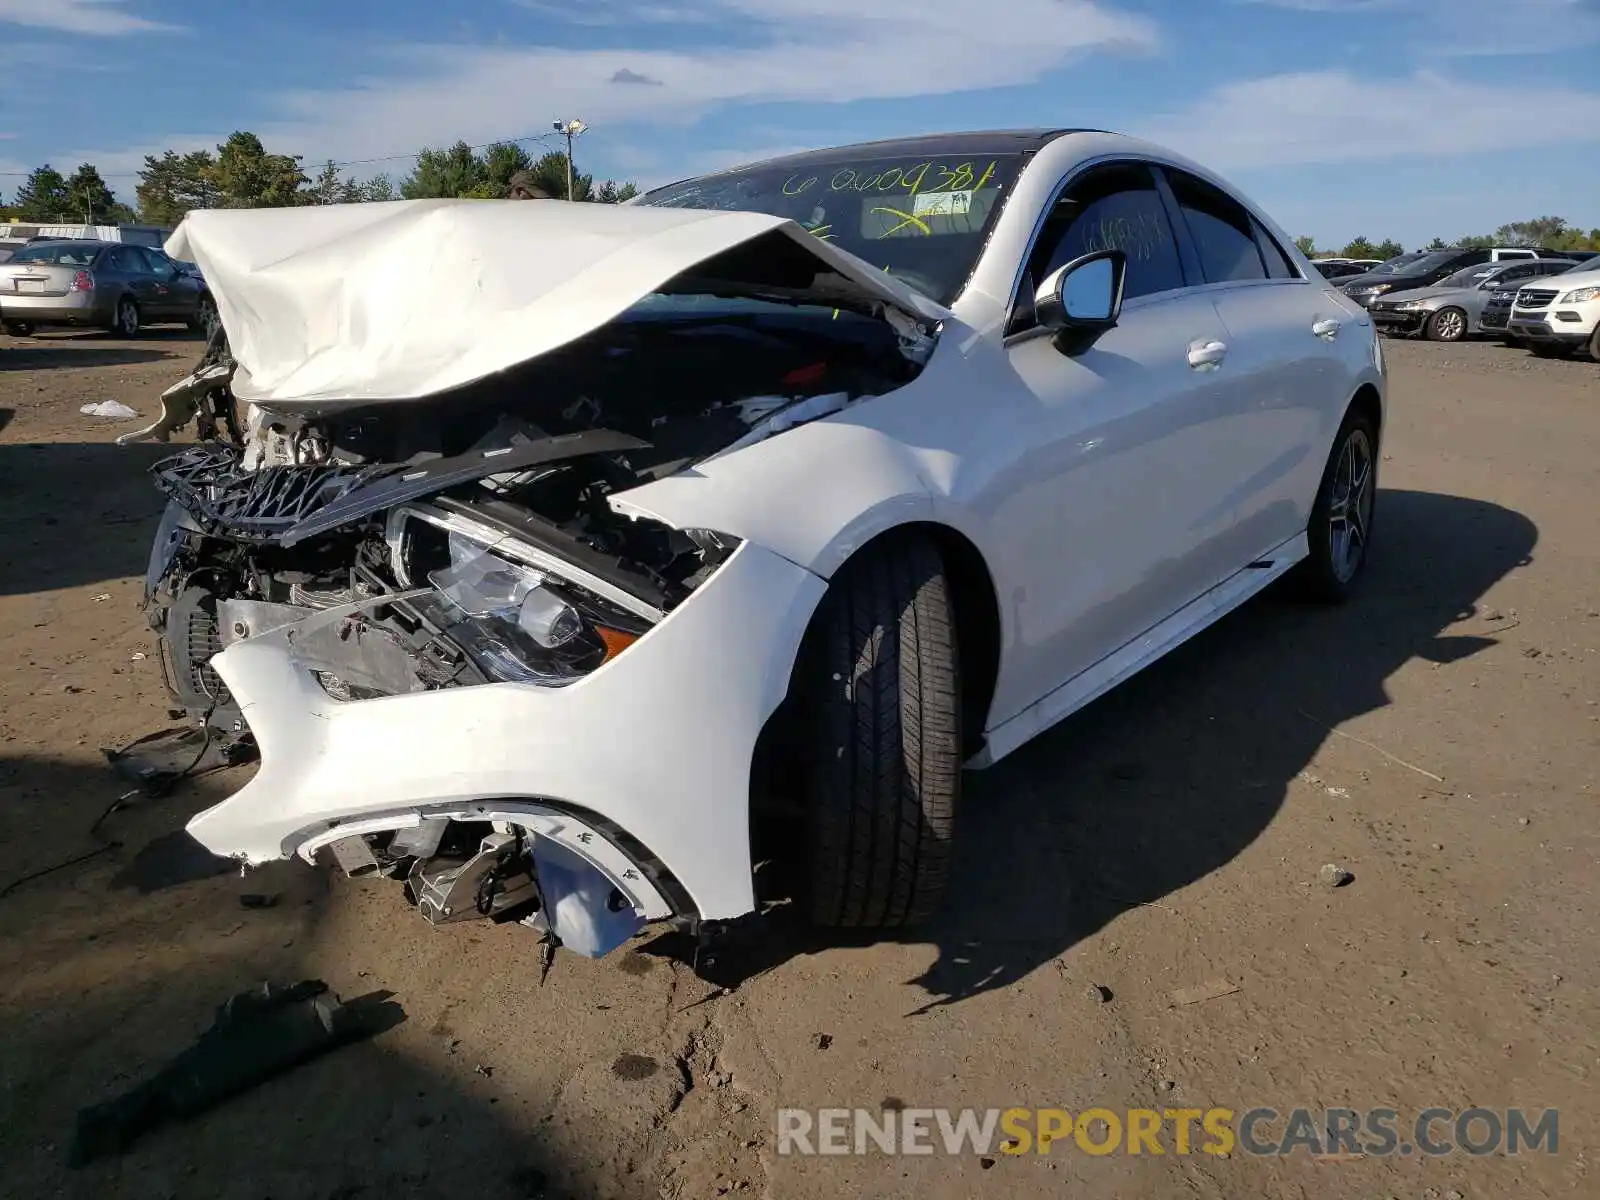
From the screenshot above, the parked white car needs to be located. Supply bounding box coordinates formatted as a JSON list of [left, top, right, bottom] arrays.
[[1506, 262, 1600, 359], [131, 130, 1383, 958]]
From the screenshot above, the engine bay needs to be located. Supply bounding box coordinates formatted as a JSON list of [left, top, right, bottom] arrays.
[[145, 299, 929, 733]]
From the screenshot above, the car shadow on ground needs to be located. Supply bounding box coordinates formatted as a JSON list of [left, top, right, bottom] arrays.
[[0, 757, 595, 1200], [1, 345, 179, 370], [0, 442, 176, 596], [673, 488, 1538, 1008]]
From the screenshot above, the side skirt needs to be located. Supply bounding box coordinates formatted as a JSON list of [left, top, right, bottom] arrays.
[[970, 531, 1310, 768]]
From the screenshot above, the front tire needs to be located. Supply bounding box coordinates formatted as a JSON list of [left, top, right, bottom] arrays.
[[798, 532, 962, 929], [3, 320, 33, 337], [1296, 410, 1378, 604], [1426, 306, 1467, 342]]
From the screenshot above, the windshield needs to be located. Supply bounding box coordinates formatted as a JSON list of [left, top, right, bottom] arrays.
[[638, 150, 1026, 305], [1440, 264, 1501, 288], [1563, 257, 1597, 274], [8, 241, 103, 266], [1366, 253, 1426, 276]]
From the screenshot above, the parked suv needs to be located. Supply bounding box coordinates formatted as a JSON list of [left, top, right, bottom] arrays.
[[1505, 260, 1600, 359], [1482, 257, 1589, 341], [0, 239, 215, 337], [1338, 247, 1551, 308]]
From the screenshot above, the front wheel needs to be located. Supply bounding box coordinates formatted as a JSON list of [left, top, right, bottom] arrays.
[[1426, 306, 1468, 342], [1296, 410, 1378, 604], [3, 320, 33, 337], [797, 532, 962, 929]]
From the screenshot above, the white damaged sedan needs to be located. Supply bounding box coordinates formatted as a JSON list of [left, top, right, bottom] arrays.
[[131, 129, 1383, 959]]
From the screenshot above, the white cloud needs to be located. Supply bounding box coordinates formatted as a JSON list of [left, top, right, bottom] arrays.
[[1238, 0, 1600, 54], [0, 0, 179, 35], [248, 0, 1154, 162], [1137, 70, 1600, 169], [48, 0, 1156, 188]]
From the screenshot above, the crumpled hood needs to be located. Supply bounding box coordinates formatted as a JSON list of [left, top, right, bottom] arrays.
[[166, 199, 946, 408]]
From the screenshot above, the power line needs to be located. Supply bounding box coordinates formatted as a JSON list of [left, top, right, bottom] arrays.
[[0, 129, 571, 178]]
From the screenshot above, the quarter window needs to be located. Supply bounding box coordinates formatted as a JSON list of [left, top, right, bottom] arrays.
[[1023, 162, 1187, 307], [1167, 170, 1266, 283]]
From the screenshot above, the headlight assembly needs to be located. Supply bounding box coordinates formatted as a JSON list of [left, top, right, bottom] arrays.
[[416, 532, 647, 686], [1560, 286, 1600, 304]]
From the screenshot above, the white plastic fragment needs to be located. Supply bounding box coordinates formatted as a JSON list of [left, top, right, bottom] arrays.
[[81, 400, 140, 420]]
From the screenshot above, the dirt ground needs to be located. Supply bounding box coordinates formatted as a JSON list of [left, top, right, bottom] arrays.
[[0, 327, 1595, 1200]]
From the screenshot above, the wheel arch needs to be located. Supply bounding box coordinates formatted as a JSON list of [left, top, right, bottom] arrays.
[[754, 518, 1003, 773], [1349, 381, 1382, 439]]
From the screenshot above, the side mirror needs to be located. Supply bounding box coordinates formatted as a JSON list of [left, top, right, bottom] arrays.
[[1033, 249, 1127, 355]]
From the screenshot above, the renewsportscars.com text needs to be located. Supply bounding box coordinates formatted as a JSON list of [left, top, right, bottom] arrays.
[[776, 1106, 1559, 1158]]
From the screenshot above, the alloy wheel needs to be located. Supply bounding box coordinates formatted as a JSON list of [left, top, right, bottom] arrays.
[[1328, 428, 1374, 583], [1431, 308, 1466, 341]]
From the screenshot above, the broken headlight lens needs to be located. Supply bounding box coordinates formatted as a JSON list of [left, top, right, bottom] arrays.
[[421, 533, 643, 686]]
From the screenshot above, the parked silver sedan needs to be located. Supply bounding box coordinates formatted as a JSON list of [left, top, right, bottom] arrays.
[[0, 239, 216, 337], [1367, 258, 1577, 341]]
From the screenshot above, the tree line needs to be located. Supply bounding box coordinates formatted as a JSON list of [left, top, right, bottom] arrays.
[[0, 131, 641, 227], [1295, 217, 1600, 260], [4, 135, 1596, 256]]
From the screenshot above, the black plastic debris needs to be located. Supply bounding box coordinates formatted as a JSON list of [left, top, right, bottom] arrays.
[[69, 981, 404, 1166]]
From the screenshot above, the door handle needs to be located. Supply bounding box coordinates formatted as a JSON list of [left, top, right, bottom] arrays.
[[1312, 318, 1341, 340], [1187, 339, 1228, 369]]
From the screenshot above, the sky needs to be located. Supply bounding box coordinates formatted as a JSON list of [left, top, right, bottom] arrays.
[[1, 0, 1598, 249]]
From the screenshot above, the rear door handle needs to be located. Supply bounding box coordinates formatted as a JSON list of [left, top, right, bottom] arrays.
[[1313, 318, 1342, 340], [1188, 339, 1228, 369]]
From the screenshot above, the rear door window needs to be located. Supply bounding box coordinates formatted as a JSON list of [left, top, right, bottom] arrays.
[[1252, 219, 1298, 280], [1165, 169, 1267, 284]]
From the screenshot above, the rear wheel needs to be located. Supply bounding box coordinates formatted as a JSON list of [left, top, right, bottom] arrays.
[[188, 294, 218, 336], [1426, 306, 1468, 342], [1296, 409, 1378, 604], [797, 532, 962, 929], [111, 297, 140, 338], [3, 321, 33, 337]]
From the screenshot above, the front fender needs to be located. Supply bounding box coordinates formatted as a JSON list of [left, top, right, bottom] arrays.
[[610, 418, 937, 580]]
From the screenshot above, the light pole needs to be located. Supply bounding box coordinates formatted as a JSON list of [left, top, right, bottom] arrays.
[[551, 118, 587, 200]]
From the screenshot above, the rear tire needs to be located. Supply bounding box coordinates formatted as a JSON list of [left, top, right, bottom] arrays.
[[1425, 306, 1468, 342], [1295, 408, 1378, 604], [109, 297, 140, 338], [188, 294, 217, 336], [798, 532, 962, 929]]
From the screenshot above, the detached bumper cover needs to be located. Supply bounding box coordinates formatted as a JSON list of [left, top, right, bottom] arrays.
[[185, 540, 827, 921]]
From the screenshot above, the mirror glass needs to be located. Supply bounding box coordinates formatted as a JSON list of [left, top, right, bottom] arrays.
[[1063, 256, 1115, 321]]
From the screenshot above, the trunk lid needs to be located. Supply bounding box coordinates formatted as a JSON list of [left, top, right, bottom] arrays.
[[0, 260, 80, 298], [166, 199, 945, 410]]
